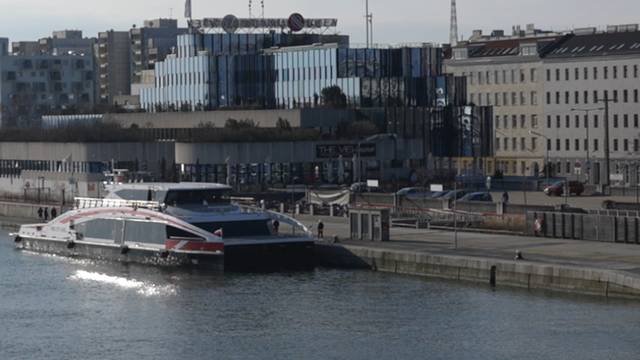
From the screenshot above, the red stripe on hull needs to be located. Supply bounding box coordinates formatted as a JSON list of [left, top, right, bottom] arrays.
[[165, 240, 224, 252]]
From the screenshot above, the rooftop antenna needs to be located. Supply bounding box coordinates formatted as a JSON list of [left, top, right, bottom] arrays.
[[450, 0, 459, 46], [261, 0, 265, 20], [249, 0, 253, 18], [365, 0, 373, 47]]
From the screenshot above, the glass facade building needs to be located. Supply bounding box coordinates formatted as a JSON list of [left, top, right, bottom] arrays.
[[270, 45, 445, 108]]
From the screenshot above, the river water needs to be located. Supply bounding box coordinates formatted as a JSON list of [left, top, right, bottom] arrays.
[[1, 231, 640, 360]]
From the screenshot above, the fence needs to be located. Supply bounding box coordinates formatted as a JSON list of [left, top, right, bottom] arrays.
[[527, 211, 640, 244]]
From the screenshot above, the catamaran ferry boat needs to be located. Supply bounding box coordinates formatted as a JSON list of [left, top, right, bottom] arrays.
[[13, 183, 314, 269]]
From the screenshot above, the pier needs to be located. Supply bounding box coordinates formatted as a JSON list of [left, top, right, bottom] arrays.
[[307, 215, 640, 300]]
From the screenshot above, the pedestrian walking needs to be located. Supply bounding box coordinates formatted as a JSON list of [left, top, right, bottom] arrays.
[[37, 207, 43, 220], [502, 191, 509, 204], [50, 207, 57, 219], [43, 207, 49, 221], [273, 219, 280, 235], [317, 220, 324, 239]]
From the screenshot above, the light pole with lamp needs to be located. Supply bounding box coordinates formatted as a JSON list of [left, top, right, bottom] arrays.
[[529, 130, 550, 190], [571, 107, 605, 184]]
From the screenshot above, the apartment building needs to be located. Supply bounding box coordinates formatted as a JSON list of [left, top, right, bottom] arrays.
[[96, 30, 131, 104], [445, 26, 563, 176]]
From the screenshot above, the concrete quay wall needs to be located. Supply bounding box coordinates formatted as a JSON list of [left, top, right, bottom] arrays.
[[0, 201, 60, 221], [316, 243, 640, 300]]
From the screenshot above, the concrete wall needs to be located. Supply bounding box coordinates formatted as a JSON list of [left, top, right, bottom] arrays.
[[316, 243, 640, 299]]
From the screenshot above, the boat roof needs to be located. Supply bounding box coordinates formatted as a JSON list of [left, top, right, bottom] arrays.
[[108, 182, 232, 191]]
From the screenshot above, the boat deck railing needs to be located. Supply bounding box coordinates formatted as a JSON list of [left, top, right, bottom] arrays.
[[74, 197, 162, 211]]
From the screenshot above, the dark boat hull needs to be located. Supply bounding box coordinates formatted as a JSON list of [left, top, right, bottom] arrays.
[[14, 236, 224, 271], [224, 242, 316, 272]]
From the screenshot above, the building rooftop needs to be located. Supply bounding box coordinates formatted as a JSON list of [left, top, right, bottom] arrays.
[[545, 29, 640, 58]]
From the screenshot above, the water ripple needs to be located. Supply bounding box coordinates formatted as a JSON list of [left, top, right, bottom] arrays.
[[68, 270, 177, 297]]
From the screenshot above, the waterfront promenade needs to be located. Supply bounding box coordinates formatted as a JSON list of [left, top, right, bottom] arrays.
[[301, 215, 640, 299]]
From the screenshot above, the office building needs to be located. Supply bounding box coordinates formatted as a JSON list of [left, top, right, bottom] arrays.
[[96, 30, 131, 104], [130, 19, 188, 84]]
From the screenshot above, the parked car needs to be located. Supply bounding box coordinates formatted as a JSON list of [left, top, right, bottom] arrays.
[[431, 191, 450, 199], [396, 187, 431, 198], [544, 181, 584, 196], [459, 192, 494, 202], [442, 190, 470, 201]]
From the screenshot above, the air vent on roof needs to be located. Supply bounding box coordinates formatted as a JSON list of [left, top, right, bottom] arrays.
[[574, 27, 597, 35]]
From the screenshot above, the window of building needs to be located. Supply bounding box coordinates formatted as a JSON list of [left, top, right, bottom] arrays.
[[546, 69, 551, 82], [565, 138, 570, 151], [532, 137, 538, 151], [494, 70, 500, 84], [546, 92, 551, 104], [614, 139, 619, 151], [547, 139, 551, 151], [624, 90, 629, 103], [556, 115, 561, 128], [565, 68, 570, 81], [613, 66, 618, 79], [520, 115, 526, 128], [594, 115, 599, 128], [575, 115, 580, 128], [496, 138, 501, 150], [594, 139, 599, 151], [584, 90, 589, 104], [478, 71, 484, 85], [614, 114, 619, 128], [594, 90, 599, 103], [469, 72, 474, 85], [565, 91, 570, 104], [495, 93, 500, 106], [530, 68, 537, 82], [585, 139, 589, 151], [520, 137, 526, 151], [520, 92, 526, 105], [512, 92, 518, 105], [512, 115, 518, 128], [604, 66, 609, 79], [584, 67, 588, 80], [555, 68, 560, 81], [634, 89, 638, 103], [624, 65, 628, 78], [512, 138, 517, 151], [635, 65, 639, 78], [635, 139, 639, 152], [613, 90, 618, 102], [565, 115, 570, 128], [635, 114, 639, 128], [520, 69, 526, 83], [503, 92, 509, 106], [574, 91, 580, 104], [556, 139, 561, 151], [496, 115, 501, 128], [624, 114, 629, 128], [486, 71, 491, 84], [575, 68, 579, 80], [624, 139, 629, 152], [531, 91, 538, 105], [470, 93, 475, 104], [566, 162, 571, 174], [532, 114, 538, 128], [511, 69, 516, 83], [547, 115, 552, 128], [584, 115, 589, 128], [555, 92, 560, 104], [504, 115, 509, 129], [575, 139, 580, 151]]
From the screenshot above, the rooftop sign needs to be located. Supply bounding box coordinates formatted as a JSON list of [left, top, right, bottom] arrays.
[[188, 14, 338, 34]]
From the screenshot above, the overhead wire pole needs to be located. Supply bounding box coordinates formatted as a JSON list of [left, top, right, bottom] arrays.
[[599, 92, 616, 194]]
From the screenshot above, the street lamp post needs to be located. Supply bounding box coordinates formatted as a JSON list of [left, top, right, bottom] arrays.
[[529, 130, 550, 190], [571, 107, 605, 185]]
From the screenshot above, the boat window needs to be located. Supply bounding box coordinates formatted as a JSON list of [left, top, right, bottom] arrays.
[[192, 220, 271, 237], [124, 221, 167, 245], [75, 219, 123, 243], [114, 189, 151, 201], [165, 189, 231, 206], [167, 226, 205, 241]]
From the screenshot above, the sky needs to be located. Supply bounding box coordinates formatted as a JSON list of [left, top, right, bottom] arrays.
[[1, 0, 639, 44]]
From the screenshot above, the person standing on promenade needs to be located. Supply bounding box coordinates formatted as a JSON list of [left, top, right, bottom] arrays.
[[51, 207, 57, 219], [37, 207, 43, 220], [43, 207, 49, 221], [317, 220, 324, 239]]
